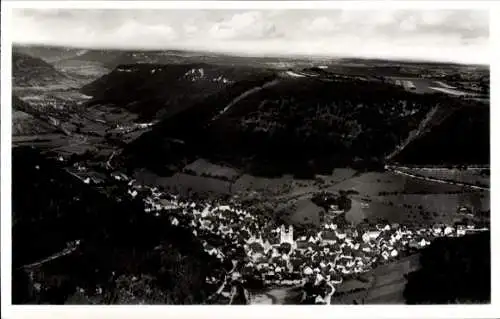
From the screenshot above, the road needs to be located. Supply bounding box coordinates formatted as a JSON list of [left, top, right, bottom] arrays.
[[22, 243, 80, 271], [386, 165, 489, 191]]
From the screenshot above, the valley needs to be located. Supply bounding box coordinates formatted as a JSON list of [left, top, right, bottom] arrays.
[[10, 45, 490, 306]]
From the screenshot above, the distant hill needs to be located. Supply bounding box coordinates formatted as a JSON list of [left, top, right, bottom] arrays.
[[81, 63, 274, 120], [120, 70, 465, 177], [13, 45, 85, 63], [12, 52, 79, 89]]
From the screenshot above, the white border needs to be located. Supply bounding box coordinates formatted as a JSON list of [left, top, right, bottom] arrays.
[[1, 1, 499, 319]]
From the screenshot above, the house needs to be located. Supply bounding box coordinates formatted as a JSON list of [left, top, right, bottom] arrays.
[[322, 231, 337, 244], [335, 231, 347, 240], [432, 225, 443, 235], [444, 226, 454, 236], [296, 240, 309, 250], [362, 231, 381, 243], [303, 266, 314, 275], [171, 217, 180, 226]]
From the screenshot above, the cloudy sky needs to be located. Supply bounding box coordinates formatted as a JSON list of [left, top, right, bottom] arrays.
[[12, 9, 489, 64]]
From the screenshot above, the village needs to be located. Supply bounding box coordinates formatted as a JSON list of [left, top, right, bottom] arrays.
[[112, 171, 487, 305]]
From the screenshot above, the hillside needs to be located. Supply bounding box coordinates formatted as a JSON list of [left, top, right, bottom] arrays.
[[12, 95, 57, 136], [120, 71, 463, 177], [13, 45, 85, 63], [12, 147, 221, 304], [12, 52, 80, 89], [404, 231, 490, 304], [81, 63, 274, 121], [392, 104, 490, 165], [329, 231, 490, 305]]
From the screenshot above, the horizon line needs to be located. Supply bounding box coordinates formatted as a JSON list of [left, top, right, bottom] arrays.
[[12, 42, 490, 67]]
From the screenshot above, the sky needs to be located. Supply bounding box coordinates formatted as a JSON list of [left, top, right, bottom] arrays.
[[11, 9, 490, 64]]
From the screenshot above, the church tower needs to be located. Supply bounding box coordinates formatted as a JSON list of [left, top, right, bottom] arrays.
[[280, 225, 286, 244]]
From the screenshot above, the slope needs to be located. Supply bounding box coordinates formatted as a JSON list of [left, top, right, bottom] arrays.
[[12, 147, 221, 304], [12, 52, 80, 89], [81, 63, 275, 121], [392, 104, 489, 165], [120, 71, 457, 177]]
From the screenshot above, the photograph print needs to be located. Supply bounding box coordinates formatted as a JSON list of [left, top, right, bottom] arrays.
[[8, 5, 490, 306]]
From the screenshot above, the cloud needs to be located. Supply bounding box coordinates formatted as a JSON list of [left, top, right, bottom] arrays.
[[113, 21, 177, 43], [208, 11, 281, 40], [306, 17, 338, 33], [10, 9, 489, 64]]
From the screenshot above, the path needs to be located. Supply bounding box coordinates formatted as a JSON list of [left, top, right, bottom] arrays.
[[211, 79, 280, 122], [22, 243, 80, 271]]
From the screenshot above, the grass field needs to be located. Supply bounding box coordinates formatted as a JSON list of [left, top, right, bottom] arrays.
[[327, 172, 465, 197], [233, 174, 297, 196], [134, 164, 488, 228], [332, 254, 420, 304], [328, 171, 489, 226], [375, 192, 489, 220], [316, 168, 358, 184], [135, 170, 232, 195], [183, 159, 241, 181]]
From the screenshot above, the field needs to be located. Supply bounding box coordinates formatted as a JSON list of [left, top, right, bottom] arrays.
[[134, 162, 489, 228], [332, 254, 421, 304], [183, 159, 241, 181], [135, 170, 232, 195], [232, 174, 297, 196], [284, 199, 323, 226], [389, 77, 476, 96], [375, 192, 489, 219], [389, 77, 439, 94], [345, 197, 406, 224], [328, 171, 489, 226], [316, 168, 358, 184], [327, 171, 465, 196]]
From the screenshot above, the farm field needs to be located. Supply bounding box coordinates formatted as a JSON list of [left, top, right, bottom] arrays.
[[327, 171, 466, 197], [389, 77, 476, 96], [183, 158, 241, 181], [316, 168, 358, 184], [345, 197, 406, 225], [232, 174, 296, 195], [375, 192, 489, 217], [344, 191, 488, 227], [135, 162, 489, 228], [332, 254, 420, 304], [135, 170, 233, 195], [388, 77, 440, 94]]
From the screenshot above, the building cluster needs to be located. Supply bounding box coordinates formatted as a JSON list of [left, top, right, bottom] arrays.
[[122, 179, 486, 305]]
